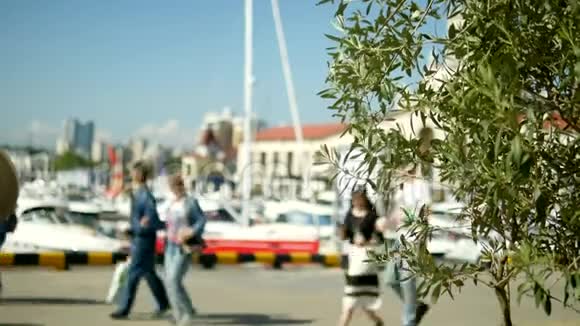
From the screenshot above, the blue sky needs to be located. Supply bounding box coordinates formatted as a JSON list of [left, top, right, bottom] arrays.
[[0, 0, 340, 148], [0, 0, 444, 149]]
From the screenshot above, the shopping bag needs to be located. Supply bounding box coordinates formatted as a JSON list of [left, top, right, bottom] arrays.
[[106, 260, 129, 304], [383, 239, 401, 286]]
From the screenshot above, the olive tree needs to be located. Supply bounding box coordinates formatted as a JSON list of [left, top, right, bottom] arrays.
[[317, 0, 580, 325]]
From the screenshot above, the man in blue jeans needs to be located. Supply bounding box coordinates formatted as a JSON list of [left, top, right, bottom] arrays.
[[111, 161, 170, 319]]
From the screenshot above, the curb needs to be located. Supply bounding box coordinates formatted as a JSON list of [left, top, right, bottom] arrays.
[[0, 252, 344, 270]]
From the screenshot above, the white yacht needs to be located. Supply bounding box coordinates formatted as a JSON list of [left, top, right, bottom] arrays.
[[3, 197, 124, 253]]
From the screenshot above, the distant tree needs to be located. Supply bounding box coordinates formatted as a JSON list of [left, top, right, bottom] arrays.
[[54, 151, 94, 171], [318, 0, 580, 325], [0, 144, 48, 155]]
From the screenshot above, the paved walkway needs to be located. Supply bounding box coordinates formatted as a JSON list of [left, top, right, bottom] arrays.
[[0, 265, 578, 325]]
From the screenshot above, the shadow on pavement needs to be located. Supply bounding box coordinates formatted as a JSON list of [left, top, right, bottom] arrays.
[[197, 313, 314, 325], [0, 324, 44, 326], [125, 312, 314, 325], [0, 297, 107, 305]]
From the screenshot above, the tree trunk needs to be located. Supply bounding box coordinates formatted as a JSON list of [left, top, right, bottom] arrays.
[[494, 285, 513, 326]]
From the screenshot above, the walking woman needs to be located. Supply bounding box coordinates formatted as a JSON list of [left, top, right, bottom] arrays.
[[164, 174, 207, 326], [387, 167, 431, 326], [338, 190, 385, 326]]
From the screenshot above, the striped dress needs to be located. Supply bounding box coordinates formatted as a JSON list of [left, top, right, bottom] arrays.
[[342, 212, 383, 311]]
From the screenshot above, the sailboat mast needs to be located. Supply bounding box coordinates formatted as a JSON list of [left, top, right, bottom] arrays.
[[270, 0, 308, 198], [241, 0, 253, 227]]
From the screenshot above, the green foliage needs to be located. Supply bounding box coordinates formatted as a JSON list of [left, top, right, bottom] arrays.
[[54, 151, 94, 171], [319, 0, 580, 324]]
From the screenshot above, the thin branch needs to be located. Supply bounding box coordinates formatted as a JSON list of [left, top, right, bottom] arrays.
[[382, 0, 436, 79], [546, 256, 580, 291], [496, 267, 518, 289], [375, 0, 407, 36], [463, 272, 495, 288], [330, 158, 454, 191]]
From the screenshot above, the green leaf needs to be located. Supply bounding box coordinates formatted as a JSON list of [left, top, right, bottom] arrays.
[[534, 283, 543, 308], [544, 295, 552, 316], [511, 136, 522, 165], [365, 1, 372, 15], [448, 22, 457, 39], [336, 0, 348, 17], [535, 192, 549, 221], [316, 0, 334, 5], [324, 34, 342, 43], [332, 15, 345, 32], [494, 128, 503, 160], [431, 283, 442, 304], [318, 88, 338, 99]]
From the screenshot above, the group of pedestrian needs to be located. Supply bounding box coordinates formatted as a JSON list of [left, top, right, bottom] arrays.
[[111, 160, 432, 326], [110, 161, 206, 326], [1, 152, 432, 326], [338, 165, 431, 326]]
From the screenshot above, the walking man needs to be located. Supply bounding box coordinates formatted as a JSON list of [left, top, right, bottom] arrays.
[[110, 161, 170, 319]]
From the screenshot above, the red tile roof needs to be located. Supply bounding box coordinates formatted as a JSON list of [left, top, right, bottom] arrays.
[[255, 123, 348, 142]]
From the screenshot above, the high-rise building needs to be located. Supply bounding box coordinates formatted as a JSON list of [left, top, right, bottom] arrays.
[[75, 121, 94, 159], [57, 118, 95, 160], [129, 138, 148, 162], [91, 140, 106, 163]]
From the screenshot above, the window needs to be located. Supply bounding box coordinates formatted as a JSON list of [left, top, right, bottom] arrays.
[[20, 211, 34, 222], [203, 209, 236, 223], [277, 211, 315, 226], [316, 215, 332, 226], [20, 207, 68, 225], [260, 152, 266, 166], [276, 211, 333, 226], [66, 212, 100, 229], [287, 152, 293, 176]]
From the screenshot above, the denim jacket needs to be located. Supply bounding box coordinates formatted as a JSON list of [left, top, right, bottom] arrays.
[[165, 196, 206, 245], [130, 186, 164, 238]]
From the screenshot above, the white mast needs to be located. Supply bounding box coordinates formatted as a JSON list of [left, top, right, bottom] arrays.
[[241, 0, 254, 227], [270, 0, 308, 198]]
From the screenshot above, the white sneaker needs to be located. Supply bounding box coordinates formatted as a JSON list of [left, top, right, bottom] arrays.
[[178, 318, 194, 326], [178, 314, 196, 326]]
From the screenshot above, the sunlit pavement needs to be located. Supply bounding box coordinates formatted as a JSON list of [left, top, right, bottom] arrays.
[[0, 265, 578, 326]]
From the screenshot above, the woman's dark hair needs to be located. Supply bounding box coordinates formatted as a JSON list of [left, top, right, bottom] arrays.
[[351, 189, 374, 211], [342, 188, 380, 243], [132, 161, 151, 181]]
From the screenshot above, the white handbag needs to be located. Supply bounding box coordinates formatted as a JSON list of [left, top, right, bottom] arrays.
[[106, 260, 129, 304]]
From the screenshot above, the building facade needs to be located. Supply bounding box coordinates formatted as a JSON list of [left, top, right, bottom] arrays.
[[57, 118, 95, 160], [4, 150, 52, 182], [236, 123, 353, 199]]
